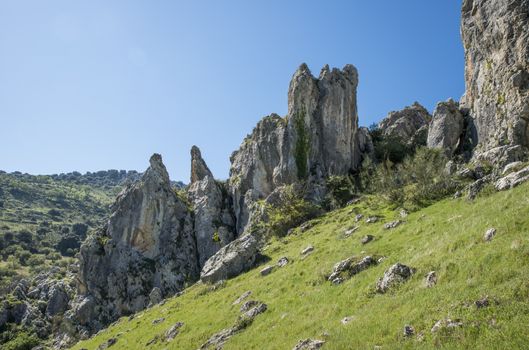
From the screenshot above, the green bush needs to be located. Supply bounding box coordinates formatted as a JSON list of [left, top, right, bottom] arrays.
[[2, 332, 39, 350], [264, 185, 320, 237], [325, 175, 355, 208], [361, 147, 464, 209]]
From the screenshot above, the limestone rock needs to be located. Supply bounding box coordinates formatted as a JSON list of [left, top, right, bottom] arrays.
[[200, 234, 261, 284], [46, 282, 70, 316], [376, 263, 414, 293], [188, 146, 236, 267], [483, 228, 497, 242], [165, 322, 184, 341], [384, 220, 402, 229], [277, 257, 289, 267], [301, 245, 314, 255], [403, 325, 415, 337], [379, 102, 431, 141], [425, 271, 437, 288], [232, 291, 252, 305], [260, 265, 274, 276], [431, 318, 463, 333], [495, 165, 529, 190], [292, 338, 326, 350], [229, 64, 361, 234], [427, 99, 465, 156], [76, 154, 199, 332], [328, 256, 376, 283], [361, 235, 374, 245], [461, 0, 529, 156]]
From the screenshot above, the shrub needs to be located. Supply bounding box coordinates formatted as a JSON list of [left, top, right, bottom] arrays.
[[325, 175, 355, 209], [361, 147, 464, 209], [2, 331, 40, 350], [264, 185, 320, 237]]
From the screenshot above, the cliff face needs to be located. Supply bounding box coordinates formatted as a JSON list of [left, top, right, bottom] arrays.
[[229, 64, 361, 234], [461, 0, 529, 162], [76, 154, 199, 332]]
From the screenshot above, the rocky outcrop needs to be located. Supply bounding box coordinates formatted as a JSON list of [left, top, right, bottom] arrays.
[[461, 0, 529, 159], [200, 234, 261, 284], [75, 154, 199, 333], [188, 146, 236, 267], [495, 165, 529, 190], [427, 99, 465, 156], [229, 64, 361, 234], [379, 102, 431, 141]]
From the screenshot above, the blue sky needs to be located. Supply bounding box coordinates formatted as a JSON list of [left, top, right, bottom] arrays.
[[0, 1, 464, 181]]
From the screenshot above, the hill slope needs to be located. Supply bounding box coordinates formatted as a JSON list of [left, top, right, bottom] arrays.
[[73, 182, 529, 350]]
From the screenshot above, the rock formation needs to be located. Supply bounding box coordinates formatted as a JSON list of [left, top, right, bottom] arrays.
[[75, 154, 199, 333], [461, 0, 529, 163], [427, 99, 465, 156], [229, 63, 361, 234], [379, 102, 431, 141], [188, 146, 236, 267]]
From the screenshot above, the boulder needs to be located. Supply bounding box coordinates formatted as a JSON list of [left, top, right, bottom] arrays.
[[148, 287, 163, 306], [384, 220, 402, 229], [277, 257, 289, 267], [328, 256, 376, 283], [200, 234, 261, 284], [425, 271, 437, 288], [361, 235, 374, 245], [376, 263, 414, 293], [260, 266, 274, 276], [46, 282, 70, 316], [483, 228, 497, 242], [495, 165, 529, 190], [403, 325, 415, 337], [292, 338, 326, 350], [165, 322, 184, 341], [427, 99, 465, 156], [379, 102, 431, 141]]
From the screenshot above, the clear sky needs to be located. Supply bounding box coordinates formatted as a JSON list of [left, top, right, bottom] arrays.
[[0, 1, 464, 181]]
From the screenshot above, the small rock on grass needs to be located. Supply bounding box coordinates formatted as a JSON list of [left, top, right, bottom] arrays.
[[425, 271, 437, 288], [403, 325, 415, 337], [260, 265, 274, 276], [292, 338, 326, 350], [301, 245, 314, 255], [277, 257, 289, 267], [361, 235, 374, 244], [483, 228, 496, 241], [232, 291, 251, 305]]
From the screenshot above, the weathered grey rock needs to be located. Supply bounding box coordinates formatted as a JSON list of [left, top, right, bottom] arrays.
[[483, 228, 497, 242], [354, 214, 363, 222], [425, 271, 437, 288], [277, 257, 289, 267], [344, 226, 359, 237], [495, 165, 529, 190], [427, 99, 465, 156], [301, 245, 314, 255], [475, 296, 490, 309], [366, 216, 378, 224], [403, 325, 415, 337], [502, 161, 523, 175], [376, 263, 414, 293], [165, 322, 184, 341], [232, 291, 252, 305], [341, 316, 354, 325], [76, 154, 199, 332], [152, 317, 165, 325], [229, 64, 361, 234], [475, 145, 527, 169], [148, 287, 163, 307], [46, 282, 70, 316], [357, 127, 375, 162], [379, 102, 431, 141], [431, 318, 463, 333], [361, 235, 374, 245], [461, 0, 529, 157], [384, 220, 402, 229], [200, 234, 261, 284], [292, 338, 326, 350], [328, 256, 376, 282], [188, 147, 236, 267], [260, 265, 274, 276]]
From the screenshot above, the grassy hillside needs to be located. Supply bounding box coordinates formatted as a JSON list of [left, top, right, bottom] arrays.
[[0, 171, 137, 291], [73, 181, 529, 350]]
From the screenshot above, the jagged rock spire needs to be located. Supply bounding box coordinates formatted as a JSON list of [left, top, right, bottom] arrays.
[[190, 145, 213, 183]]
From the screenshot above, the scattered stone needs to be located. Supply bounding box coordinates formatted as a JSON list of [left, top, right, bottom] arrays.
[[366, 216, 378, 224], [376, 263, 414, 293], [97, 338, 117, 350], [475, 296, 490, 309], [399, 209, 408, 218], [483, 228, 496, 242], [301, 245, 314, 255], [361, 235, 374, 245], [201, 233, 261, 284], [341, 316, 354, 325], [260, 265, 274, 276], [148, 287, 163, 307], [384, 220, 402, 229], [232, 291, 251, 305], [277, 257, 289, 267], [292, 338, 326, 350], [152, 317, 165, 325], [300, 221, 316, 232], [347, 198, 361, 205], [495, 166, 529, 191], [403, 325, 415, 337], [344, 226, 359, 237], [425, 271, 437, 288], [241, 302, 267, 319], [355, 214, 364, 222], [431, 318, 463, 333], [328, 256, 376, 283], [453, 190, 462, 199], [240, 300, 260, 313]]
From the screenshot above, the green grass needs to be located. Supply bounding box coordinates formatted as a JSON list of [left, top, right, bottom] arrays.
[[73, 182, 529, 350]]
